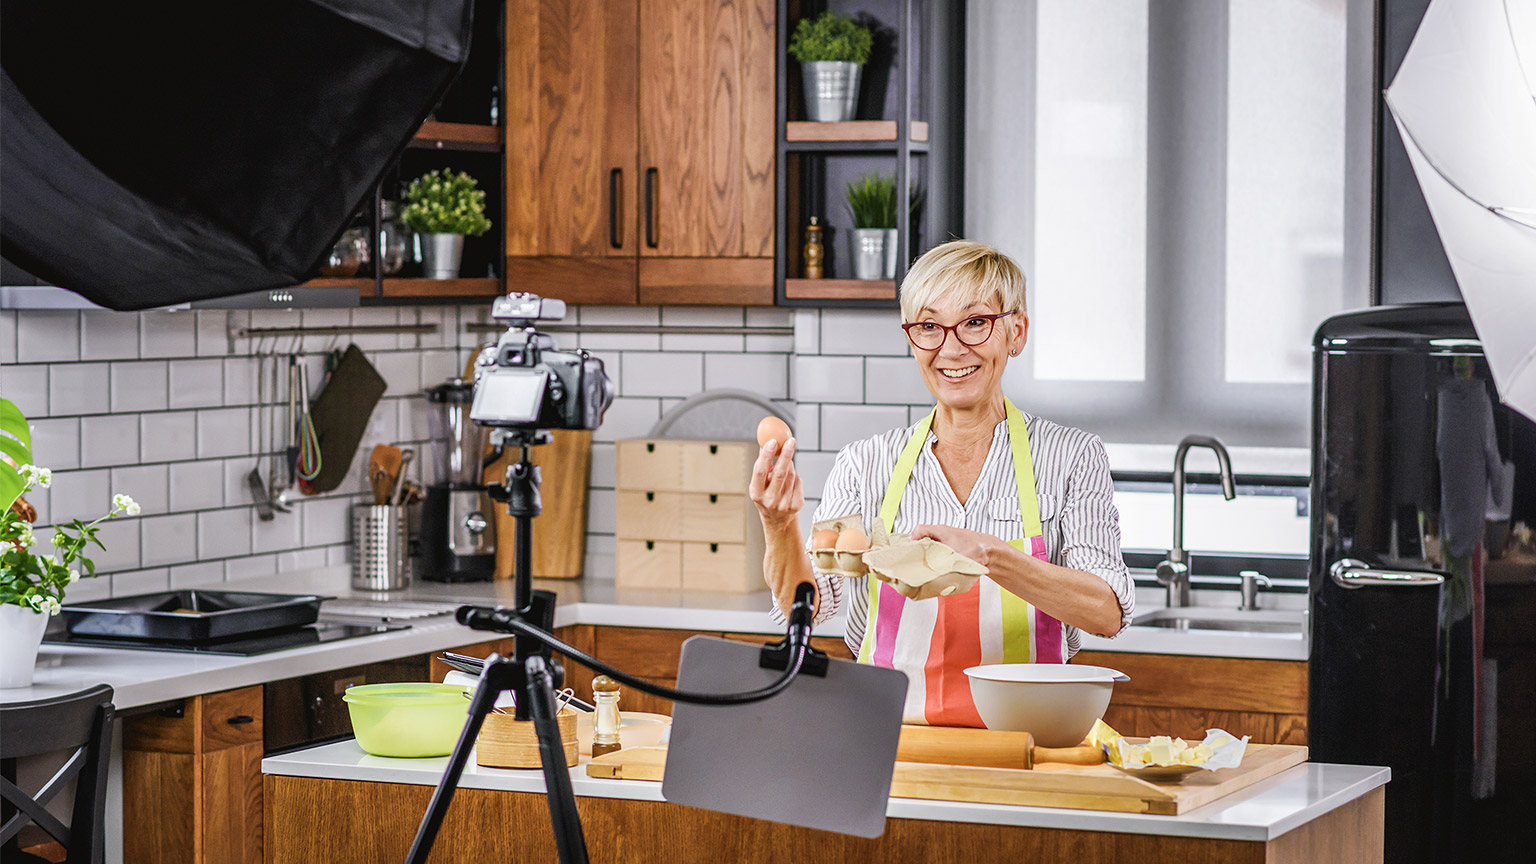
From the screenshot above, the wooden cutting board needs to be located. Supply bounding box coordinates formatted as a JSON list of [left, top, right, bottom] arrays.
[[484, 429, 592, 579], [585, 740, 1309, 816]]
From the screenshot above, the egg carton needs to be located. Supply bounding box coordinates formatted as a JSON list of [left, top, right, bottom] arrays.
[[805, 513, 987, 600], [807, 513, 896, 577]]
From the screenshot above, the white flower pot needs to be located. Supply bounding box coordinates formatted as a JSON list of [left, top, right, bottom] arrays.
[[420, 233, 465, 279], [0, 603, 50, 689]]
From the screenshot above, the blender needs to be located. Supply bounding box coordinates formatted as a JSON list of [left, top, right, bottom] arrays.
[[420, 378, 496, 582]]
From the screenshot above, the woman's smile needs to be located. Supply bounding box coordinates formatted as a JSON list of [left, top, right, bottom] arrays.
[[939, 365, 980, 380]]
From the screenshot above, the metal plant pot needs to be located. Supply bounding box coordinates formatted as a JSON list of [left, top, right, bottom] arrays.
[[802, 61, 861, 122], [883, 228, 899, 279], [852, 228, 887, 280], [420, 232, 465, 279]]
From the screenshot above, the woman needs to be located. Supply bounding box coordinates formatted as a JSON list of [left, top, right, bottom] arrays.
[[750, 240, 1133, 727]]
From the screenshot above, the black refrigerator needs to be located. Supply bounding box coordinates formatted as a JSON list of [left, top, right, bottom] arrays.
[[1310, 303, 1536, 864]]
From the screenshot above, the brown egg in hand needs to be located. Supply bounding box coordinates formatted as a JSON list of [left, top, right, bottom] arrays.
[[756, 415, 792, 449], [835, 526, 871, 552], [810, 529, 839, 550]]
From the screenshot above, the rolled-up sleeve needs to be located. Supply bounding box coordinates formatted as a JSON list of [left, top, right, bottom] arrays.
[[1058, 436, 1135, 634], [768, 444, 866, 628]]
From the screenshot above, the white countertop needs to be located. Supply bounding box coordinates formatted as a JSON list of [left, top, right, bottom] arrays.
[[3, 568, 1308, 709], [262, 739, 1386, 843]]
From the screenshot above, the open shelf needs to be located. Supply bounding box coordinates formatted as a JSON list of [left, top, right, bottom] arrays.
[[298, 277, 370, 290], [410, 121, 503, 152], [375, 277, 502, 298], [784, 278, 896, 300], [786, 120, 929, 143]]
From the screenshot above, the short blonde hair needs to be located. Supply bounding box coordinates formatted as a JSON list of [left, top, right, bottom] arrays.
[[899, 240, 1027, 323]]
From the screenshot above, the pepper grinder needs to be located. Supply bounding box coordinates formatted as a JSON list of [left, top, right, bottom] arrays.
[[591, 675, 622, 758], [802, 217, 825, 279]]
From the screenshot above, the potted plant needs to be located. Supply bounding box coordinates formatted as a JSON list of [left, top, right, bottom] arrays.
[[846, 173, 897, 280], [789, 11, 874, 122], [2, 398, 137, 688], [401, 169, 493, 279]]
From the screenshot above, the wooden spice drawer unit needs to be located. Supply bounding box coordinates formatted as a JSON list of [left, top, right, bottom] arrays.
[[615, 439, 765, 592]]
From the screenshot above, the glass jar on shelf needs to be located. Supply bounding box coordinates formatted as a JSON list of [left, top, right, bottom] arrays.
[[378, 200, 412, 276]]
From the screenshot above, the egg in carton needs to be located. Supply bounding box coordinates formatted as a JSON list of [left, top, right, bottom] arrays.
[[862, 538, 988, 601], [806, 513, 908, 576]]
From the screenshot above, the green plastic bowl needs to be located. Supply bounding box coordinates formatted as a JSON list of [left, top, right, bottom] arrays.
[[343, 683, 469, 757]]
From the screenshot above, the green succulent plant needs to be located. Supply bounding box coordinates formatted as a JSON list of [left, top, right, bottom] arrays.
[[788, 11, 874, 65], [401, 169, 492, 236]]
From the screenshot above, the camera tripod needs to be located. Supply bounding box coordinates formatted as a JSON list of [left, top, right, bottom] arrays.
[[405, 430, 823, 864]]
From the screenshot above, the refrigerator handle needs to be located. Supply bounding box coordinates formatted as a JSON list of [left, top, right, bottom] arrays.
[[1329, 558, 1447, 589]]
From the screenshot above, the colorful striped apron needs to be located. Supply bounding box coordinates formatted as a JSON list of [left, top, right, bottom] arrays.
[[856, 398, 1066, 726]]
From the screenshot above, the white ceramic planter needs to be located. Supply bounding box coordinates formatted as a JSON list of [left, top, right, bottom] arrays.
[[0, 603, 50, 689]]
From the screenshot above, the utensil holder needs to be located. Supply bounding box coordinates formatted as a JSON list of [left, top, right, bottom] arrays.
[[352, 504, 410, 591], [477, 707, 579, 768]]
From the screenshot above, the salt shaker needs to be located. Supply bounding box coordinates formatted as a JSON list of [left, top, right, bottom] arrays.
[[591, 675, 621, 758]]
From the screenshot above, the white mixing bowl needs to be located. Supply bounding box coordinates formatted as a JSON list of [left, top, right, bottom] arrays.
[[964, 664, 1128, 747]]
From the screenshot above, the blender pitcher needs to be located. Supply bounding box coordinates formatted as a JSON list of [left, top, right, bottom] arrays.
[[420, 378, 496, 582]]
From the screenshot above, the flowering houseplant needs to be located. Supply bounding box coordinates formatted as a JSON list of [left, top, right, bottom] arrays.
[[401, 169, 492, 237]]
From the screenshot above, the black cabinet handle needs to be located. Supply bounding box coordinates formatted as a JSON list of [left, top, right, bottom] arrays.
[[609, 168, 623, 249], [227, 714, 255, 725], [644, 167, 658, 249]]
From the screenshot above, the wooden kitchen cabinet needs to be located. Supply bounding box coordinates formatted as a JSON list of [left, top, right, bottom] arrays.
[[503, 0, 776, 306], [123, 685, 265, 864]]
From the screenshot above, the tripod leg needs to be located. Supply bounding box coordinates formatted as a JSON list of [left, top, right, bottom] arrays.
[[405, 658, 518, 864], [526, 655, 590, 864]]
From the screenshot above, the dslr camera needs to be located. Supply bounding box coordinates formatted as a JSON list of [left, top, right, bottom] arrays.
[[470, 293, 614, 432]]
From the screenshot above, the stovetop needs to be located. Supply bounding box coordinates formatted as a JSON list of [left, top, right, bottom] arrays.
[[43, 620, 409, 656]]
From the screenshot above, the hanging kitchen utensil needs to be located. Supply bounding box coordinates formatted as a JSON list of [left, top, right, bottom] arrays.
[[295, 362, 323, 483], [284, 356, 301, 486], [267, 349, 293, 512], [245, 351, 275, 521], [300, 345, 386, 494]]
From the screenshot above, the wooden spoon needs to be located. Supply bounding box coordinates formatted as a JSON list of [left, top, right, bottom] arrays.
[[368, 444, 403, 506]]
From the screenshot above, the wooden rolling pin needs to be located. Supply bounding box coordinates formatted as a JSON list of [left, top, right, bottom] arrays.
[[897, 725, 1105, 770]]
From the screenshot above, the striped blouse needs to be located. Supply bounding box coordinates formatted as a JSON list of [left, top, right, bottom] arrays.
[[779, 411, 1135, 659]]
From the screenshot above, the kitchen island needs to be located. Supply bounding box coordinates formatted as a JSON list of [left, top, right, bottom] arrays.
[[262, 739, 1387, 863]]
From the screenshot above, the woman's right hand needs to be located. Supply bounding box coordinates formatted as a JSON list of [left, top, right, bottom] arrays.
[[749, 437, 803, 529]]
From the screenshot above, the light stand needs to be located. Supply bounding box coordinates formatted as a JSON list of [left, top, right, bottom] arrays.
[[405, 430, 823, 864]]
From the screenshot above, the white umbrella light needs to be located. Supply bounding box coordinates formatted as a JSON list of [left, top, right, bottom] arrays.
[[1384, 0, 1536, 420]]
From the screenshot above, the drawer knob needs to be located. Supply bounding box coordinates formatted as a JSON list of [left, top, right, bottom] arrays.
[[227, 715, 255, 725]]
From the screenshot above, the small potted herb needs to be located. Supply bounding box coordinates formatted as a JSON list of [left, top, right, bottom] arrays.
[[402, 169, 493, 279], [2, 398, 137, 688], [788, 11, 874, 122], [845, 173, 897, 280]]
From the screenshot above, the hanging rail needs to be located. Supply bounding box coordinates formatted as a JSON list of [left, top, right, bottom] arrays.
[[463, 323, 792, 337]]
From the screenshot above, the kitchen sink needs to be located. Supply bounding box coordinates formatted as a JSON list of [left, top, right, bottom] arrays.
[[1131, 607, 1306, 635]]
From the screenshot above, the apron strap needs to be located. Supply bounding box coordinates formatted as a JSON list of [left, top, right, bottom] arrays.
[[878, 409, 935, 534], [1004, 399, 1043, 537]]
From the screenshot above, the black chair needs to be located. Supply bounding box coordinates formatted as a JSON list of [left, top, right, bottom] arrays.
[[0, 685, 114, 864]]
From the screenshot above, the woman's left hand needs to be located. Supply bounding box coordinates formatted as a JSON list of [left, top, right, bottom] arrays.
[[909, 524, 1007, 569]]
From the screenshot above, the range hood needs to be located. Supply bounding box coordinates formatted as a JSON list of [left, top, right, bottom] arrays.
[[0, 0, 473, 311]]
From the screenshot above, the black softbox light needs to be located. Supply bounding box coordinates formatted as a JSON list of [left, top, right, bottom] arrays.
[[0, 0, 473, 310]]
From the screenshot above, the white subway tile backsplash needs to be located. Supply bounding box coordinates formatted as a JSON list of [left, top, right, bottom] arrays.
[[792, 356, 863, 403], [3, 364, 48, 417], [589, 443, 616, 489], [22, 486, 49, 526], [820, 404, 910, 451], [197, 407, 249, 459], [81, 414, 140, 468], [92, 519, 141, 572], [223, 458, 261, 509], [660, 332, 744, 352], [302, 496, 353, 547], [169, 461, 225, 511], [794, 404, 820, 451], [140, 411, 197, 464], [140, 514, 197, 567], [170, 561, 225, 588], [253, 505, 304, 554], [65, 574, 113, 603], [818, 309, 909, 357], [587, 488, 615, 534], [0, 311, 16, 364], [745, 333, 794, 352], [277, 547, 328, 572], [745, 308, 794, 327], [169, 358, 225, 409], [419, 349, 462, 388], [578, 331, 660, 351], [396, 397, 432, 442], [797, 452, 839, 503], [326, 544, 350, 567], [195, 310, 239, 357], [49, 362, 109, 416], [578, 305, 660, 326], [300, 309, 351, 352], [592, 397, 660, 443], [199, 508, 252, 559], [79, 312, 138, 361], [350, 307, 400, 350], [111, 464, 169, 516], [621, 353, 703, 397], [705, 353, 788, 399], [661, 307, 744, 327], [222, 357, 259, 406], [793, 309, 820, 355], [372, 351, 422, 397], [45, 469, 110, 527], [111, 568, 171, 597], [28, 418, 80, 470], [139, 311, 197, 359], [109, 361, 168, 413], [17, 311, 81, 363], [863, 357, 934, 405], [225, 554, 277, 580]]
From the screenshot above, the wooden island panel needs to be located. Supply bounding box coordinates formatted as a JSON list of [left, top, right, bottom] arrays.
[[265, 775, 1382, 864]]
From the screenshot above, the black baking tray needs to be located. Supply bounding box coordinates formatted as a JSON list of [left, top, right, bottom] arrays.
[[59, 590, 330, 643]]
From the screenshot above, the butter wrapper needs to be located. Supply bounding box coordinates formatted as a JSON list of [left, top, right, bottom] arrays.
[[1110, 727, 1249, 772]]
